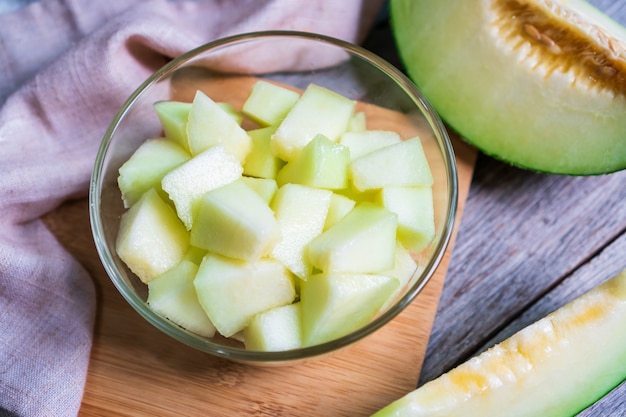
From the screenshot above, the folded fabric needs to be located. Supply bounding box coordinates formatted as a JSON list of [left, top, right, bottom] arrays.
[[0, 0, 383, 415]]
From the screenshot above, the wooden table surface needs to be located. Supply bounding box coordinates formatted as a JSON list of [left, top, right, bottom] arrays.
[[364, 2, 626, 415]]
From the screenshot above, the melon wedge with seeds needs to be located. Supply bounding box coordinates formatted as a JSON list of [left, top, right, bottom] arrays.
[[391, 0, 626, 174], [371, 269, 626, 417]]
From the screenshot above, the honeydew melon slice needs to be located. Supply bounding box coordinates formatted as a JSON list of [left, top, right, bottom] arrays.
[[271, 83, 356, 161], [186, 90, 251, 162], [308, 203, 398, 274], [276, 134, 350, 190], [117, 137, 189, 208], [270, 183, 333, 279], [147, 260, 216, 337], [190, 179, 280, 262], [371, 269, 626, 417], [241, 80, 300, 126], [161, 144, 242, 230], [300, 272, 399, 346], [390, 0, 626, 174], [115, 188, 189, 283], [243, 302, 302, 351], [194, 253, 296, 338], [324, 193, 356, 230], [153, 101, 191, 152]]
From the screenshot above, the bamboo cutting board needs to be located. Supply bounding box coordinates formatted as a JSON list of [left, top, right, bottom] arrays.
[[44, 75, 477, 416]]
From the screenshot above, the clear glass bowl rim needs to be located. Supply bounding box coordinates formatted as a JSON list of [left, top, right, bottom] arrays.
[[89, 30, 459, 363]]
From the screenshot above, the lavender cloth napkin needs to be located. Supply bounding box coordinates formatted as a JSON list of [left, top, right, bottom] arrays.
[[0, 1, 383, 415]]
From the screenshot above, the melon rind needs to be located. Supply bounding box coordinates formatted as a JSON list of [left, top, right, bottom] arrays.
[[390, 0, 626, 174]]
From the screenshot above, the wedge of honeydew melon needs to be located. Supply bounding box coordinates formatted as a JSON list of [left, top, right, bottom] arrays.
[[350, 137, 433, 192], [308, 203, 398, 274], [324, 193, 356, 230], [116, 188, 189, 283], [300, 272, 399, 346], [190, 179, 280, 262], [243, 302, 302, 351], [243, 126, 284, 179], [270, 183, 333, 279], [376, 186, 435, 253], [194, 253, 296, 338], [241, 80, 300, 126], [339, 130, 401, 160], [147, 260, 216, 337], [240, 176, 278, 203], [271, 83, 356, 161], [276, 134, 350, 190], [161, 144, 242, 230], [153, 101, 191, 152], [371, 269, 626, 417], [117, 138, 190, 208], [390, 0, 626, 175], [186, 90, 251, 162]]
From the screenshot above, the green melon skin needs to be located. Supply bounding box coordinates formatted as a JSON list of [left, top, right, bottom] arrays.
[[370, 270, 626, 417], [390, 0, 626, 175]]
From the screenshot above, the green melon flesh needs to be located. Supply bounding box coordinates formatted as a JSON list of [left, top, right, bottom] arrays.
[[371, 270, 626, 417], [391, 0, 626, 175]]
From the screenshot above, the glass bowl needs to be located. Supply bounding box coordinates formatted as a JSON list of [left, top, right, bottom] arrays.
[[89, 30, 458, 365]]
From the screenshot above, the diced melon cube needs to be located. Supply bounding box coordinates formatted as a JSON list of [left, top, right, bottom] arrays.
[[147, 260, 216, 337], [186, 90, 251, 162], [339, 130, 401, 160], [153, 100, 191, 152], [347, 111, 367, 132], [194, 254, 296, 337], [240, 176, 278, 203], [161, 144, 242, 229], [276, 134, 350, 190], [117, 138, 190, 208], [379, 243, 420, 312], [116, 189, 189, 283], [242, 126, 285, 179], [324, 193, 356, 230], [271, 84, 356, 161], [300, 272, 399, 346], [269, 183, 333, 279], [308, 203, 398, 274], [244, 303, 302, 351], [350, 137, 433, 191], [242, 80, 300, 126], [377, 186, 435, 252], [190, 179, 280, 262]]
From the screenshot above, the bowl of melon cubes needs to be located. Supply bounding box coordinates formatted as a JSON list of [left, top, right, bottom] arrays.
[[90, 31, 458, 364]]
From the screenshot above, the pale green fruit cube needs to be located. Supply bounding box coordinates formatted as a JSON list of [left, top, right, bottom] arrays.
[[243, 302, 302, 351], [242, 80, 300, 126], [117, 138, 190, 208], [377, 186, 435, 253], [308, 203, 398, 274], [242, 126, 285, 179], [194, 254, 296, 337], [339, 130, 401, 160], [271, 84, 356, 161], [190, 179, 280, 262], [154, 100, 192, 152], [116, 189, 189, 283], [276, 134, 350, 190], [350, 137, 433, 191], [324, 193, 356, 230], [300, 272, 399, 346], [186, 90, 251, 162], [270, 183, 333, 279], [147, 260, 216, 337], [240, 176, 278, 204], [161, 144, 242, 230], [347, 111, 367, 132], [379, 243, 420, 312]]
